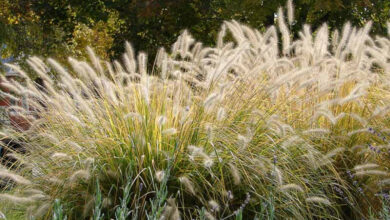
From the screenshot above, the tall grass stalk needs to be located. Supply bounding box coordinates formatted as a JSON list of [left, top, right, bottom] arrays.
[[0, 2, 390, 219]]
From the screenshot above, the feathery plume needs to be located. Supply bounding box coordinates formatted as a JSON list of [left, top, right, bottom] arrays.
[[0, 90, 19, 103], [0, 194, 35, 204], [347, 128, 370, 136], [302, 128, 330, 135], [286, 0, 294, 25], [86, 47, 103, 75], [187, 145, 203, 155], [355, 170, 388, 177], [168, 198, 181, 220], [228, 163, 241, 185], [208, 200, 220, 212], [124, 41, 136, 73], [331, 30, 339, 52], [324, 147, 345, 160], [33, 202, 51, 219], [312, 110, 346, 125], [40, 133, 60, 144], [160, 198, 181, 220], [51, 152, 72, 160], [387, 21, 390, 36], [353, 163, 379, 171], [216, 107, 226, 121], [204, 210, 216, 220], [67, 141, 83, 152], [272, 167, 283, 185], [69, 170, 91, 183], [162, 128, 177, 136], [84, 158, 95, 169], [237, 134, 250, 150], [4, 63, 29, 79], [157, 115, 167, 127], [345, 113, 367, 126], [277, 7, 291, 55], [179, 176, 196, 195], [335, 22, 351, 58], [138, 52, 148, 76], [0, 82, 21, 95], [0, 170, 31, 185], [124, 112, 143, 121], [217, 24, 226, 48], [155, 170, 165, 183], [29, 193, 46, 200], [155, 47, 166, 67], [141, 84, 150, 105], [305, 196, 331, 206], [23, 189, 44, 195], [379, 178, 390, 186], [203, 156, 214, 168], [279, 183, 304, 193], [372, 105, 390, 118], [204, 93, 219, 109]]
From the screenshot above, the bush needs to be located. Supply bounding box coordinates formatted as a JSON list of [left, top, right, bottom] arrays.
[[0, 5, 389, 220]]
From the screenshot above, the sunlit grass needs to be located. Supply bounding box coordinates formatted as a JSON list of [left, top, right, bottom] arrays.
[[1, 3, 390, 219]]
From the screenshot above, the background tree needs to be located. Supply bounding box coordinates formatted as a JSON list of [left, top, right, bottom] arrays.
[[0, 0, 389, 66]]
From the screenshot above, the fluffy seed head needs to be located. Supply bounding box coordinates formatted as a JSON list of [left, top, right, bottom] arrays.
[[305, 196, 331, 206], [0, 194, 35, 204], [160, 198, 181, 220], [204, 210, 216, 220], [162, 128, 177, 136], [208, 200, 220, 212], [272, 167, 283, 185], [204, 93, 218, 109], [51, 152, 72, 160], [324, 147, 345, 159], [228, 163, 241, 185], [355, 170, 388, 177], [69, 170, 91, 183], [179, 176, 196, 195], [353, 163, 379, 171], [155, 170, 165, 183], [157, 115, 167, 127], [203, 156, 214, 168], [216, 107, 226, 121], [379, 178, 390, 186], [33, 202, 51, 219], [0, 170, 31, 185], [287, 0, 294, 25], [279, 183, 304, 193]]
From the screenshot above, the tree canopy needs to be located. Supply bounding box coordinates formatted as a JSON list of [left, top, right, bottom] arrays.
[[0, 0, 389, 65]]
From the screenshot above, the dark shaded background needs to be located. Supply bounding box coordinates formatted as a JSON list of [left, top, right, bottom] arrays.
[[0, 0, 389, 65]]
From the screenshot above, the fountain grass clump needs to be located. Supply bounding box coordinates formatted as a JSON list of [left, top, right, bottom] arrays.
[[0, 3, 390, 219]]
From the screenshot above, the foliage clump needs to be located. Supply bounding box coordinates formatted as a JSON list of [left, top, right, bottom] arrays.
[[1, 3, 390, 219]]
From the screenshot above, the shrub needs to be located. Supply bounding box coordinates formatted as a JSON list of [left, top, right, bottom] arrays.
[[0, 4, 389, 220]]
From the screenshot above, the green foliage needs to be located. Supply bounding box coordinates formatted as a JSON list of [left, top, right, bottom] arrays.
[[93, 179, 104, 220], [114, 174, 134, 220], [146, 158, 172, 220], [0, 0, 117, 64], [235, 209, 243, 220], [257, 195, 276, 220], [1, 0, 389, 65], [52, 199, 67, 220], [378, 197, 390, 219]]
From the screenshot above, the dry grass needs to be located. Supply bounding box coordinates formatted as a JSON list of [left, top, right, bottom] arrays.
[[0, 2, 390, 219]]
